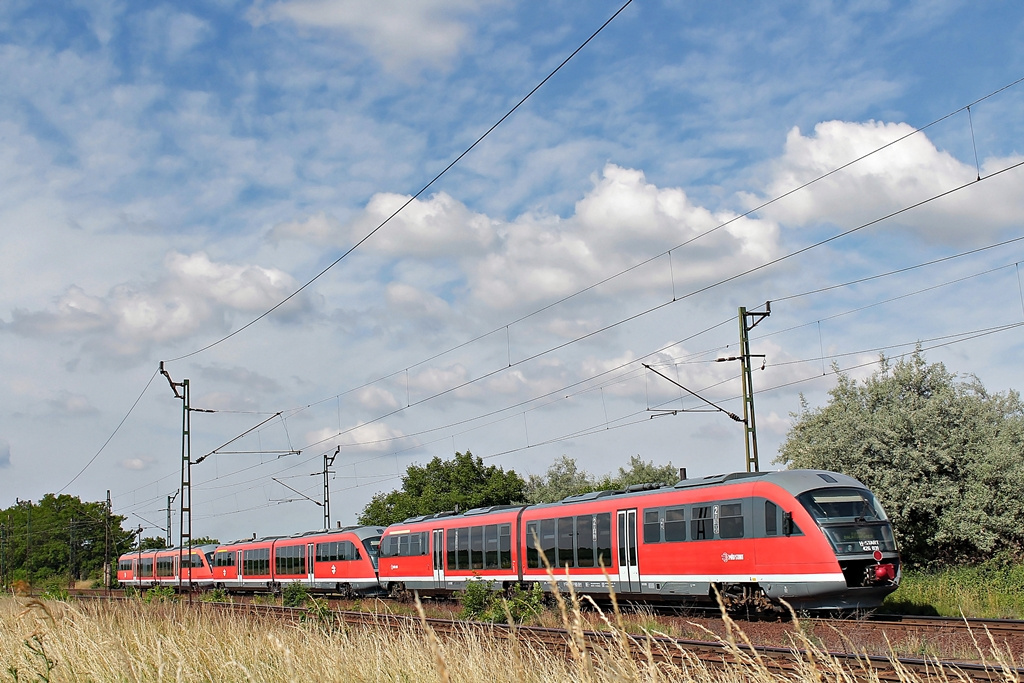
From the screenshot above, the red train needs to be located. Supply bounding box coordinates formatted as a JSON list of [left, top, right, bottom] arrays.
[[118, 526, 384, 596], [117, 544, 217, 588], [117, 469, 900, 611], [375, 469, 900, 611]]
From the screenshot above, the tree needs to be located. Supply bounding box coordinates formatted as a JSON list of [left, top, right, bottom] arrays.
[[0, 494, 135, 585], [776, 350, 1024, 567], [523, 456, 596, 504], [524, 455, 679, 504], [138, 536, 169, 551], [358, 451, 526, 526], [599, 455, 680, 490]]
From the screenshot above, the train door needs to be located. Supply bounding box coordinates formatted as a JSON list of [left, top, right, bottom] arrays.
[[616, 509, 640, 593], [307, 543, 315, 585], [236, 550, 243, 586], [432, 529, 445, 589]]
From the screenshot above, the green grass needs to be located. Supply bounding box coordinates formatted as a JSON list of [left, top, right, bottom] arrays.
[[883, 558, 1024, 618]]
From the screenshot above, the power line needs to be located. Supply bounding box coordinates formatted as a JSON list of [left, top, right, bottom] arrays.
[[163, 0, 637, 365], [57, 369, 159, 494]]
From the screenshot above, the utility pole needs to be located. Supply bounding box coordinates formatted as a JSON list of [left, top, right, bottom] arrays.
[[20, 500, 32, 582], [104, 490, 111, 593], [1, 518, 7, 589], [323, 447, 338, 530], [69, 517, 75, 589], [160, 362, 192, 594], [164, 490, 179, 547], [738, 303, 770, 473]]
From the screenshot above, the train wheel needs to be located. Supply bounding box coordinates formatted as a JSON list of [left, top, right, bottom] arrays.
[[389, 582, 411, 602]]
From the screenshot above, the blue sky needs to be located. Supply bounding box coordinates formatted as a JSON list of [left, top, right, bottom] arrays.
[[2, 0, 1023, 542]]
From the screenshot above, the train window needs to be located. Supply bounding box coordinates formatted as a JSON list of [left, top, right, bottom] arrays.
[[526, 522, 539, 568], [409, 532, 422, 557], [156, 557, 175, 577], [765, 501, 779, 536], [484, 525, 499, 569], [557, 517, 575, 568], [798, 488, 888, 523], [457, 527, 470, 569], [643, 509, 661, 544], [540, 519, 556, 567], [447, 529, 457, 568], [243, 548, 270, 576], [499, 524, 512, 569], [470, 526, 484, 570], [140, 558, 153, 576], [665, 507, 686, 542], [576, 515, 594, 567], [692, 505, 712, 540], [719, 503, 744, 539], [275, 545, 306, 575], [596, 513, 612, 567]]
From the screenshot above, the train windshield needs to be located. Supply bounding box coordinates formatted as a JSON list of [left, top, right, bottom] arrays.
[[798, 487, 897, 554], [363, 536, 381, 569], [797, 487, 888, 523]]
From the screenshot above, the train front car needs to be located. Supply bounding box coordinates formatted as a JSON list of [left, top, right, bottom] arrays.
[[771, 470, 900, 610]]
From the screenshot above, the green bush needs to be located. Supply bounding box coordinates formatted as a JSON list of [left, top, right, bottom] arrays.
[[143, 586, 177, 603], [39, 585, 70, 602], [200, 587, 230, 603], [459, 579, 544, 623], [282, 582, 309, 607]]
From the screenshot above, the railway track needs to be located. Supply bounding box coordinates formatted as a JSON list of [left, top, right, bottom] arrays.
[[69, 593, 1024, 681]]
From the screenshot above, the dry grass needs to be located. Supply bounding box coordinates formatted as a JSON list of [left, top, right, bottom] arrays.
[[1, 593, 1017, 682]]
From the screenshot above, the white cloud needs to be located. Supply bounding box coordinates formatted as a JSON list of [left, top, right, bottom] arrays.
[[45, 391, 99, 417], [750, 120, 1024, 242], [469, 164, 782, 310], [1, 252, 300, 359], [120, 456, 155, 471], [306, 421, 411, 453], [252, 0, 492, 73], [385, 282, 452, 320], [356, 385, 400, 412], [166, 13, 212, 60], [268, 211, 343, 245]]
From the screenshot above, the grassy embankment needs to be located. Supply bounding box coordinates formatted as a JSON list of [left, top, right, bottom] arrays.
[[883, 560, 1024, 618], [6, 591, 1018, 683]]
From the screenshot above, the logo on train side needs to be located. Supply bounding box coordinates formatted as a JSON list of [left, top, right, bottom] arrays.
[[331, 564, 337, 575], [721, 553, 744, 562]]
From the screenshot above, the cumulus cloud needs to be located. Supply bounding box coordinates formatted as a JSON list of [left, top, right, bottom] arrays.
[[282, 164, 781, 314], [356, 385, 400, 412], [198, 364, 283, 394], [750, 120, 1024, 242], [120, 456, 155, 471], [251, 0, 492, 73], [45, 391, 99, 417], [471, 164, 781, 309], [1, 251, 300, 359], [306, 421, 411, 453]]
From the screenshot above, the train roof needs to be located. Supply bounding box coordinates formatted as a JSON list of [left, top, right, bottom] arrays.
[[216, 525, 385, 547], [120, 544, 217, 556], [384, 469, 868, 529]]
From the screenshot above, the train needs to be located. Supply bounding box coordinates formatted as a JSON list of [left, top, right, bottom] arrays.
[[117, 468, 901, 612]]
